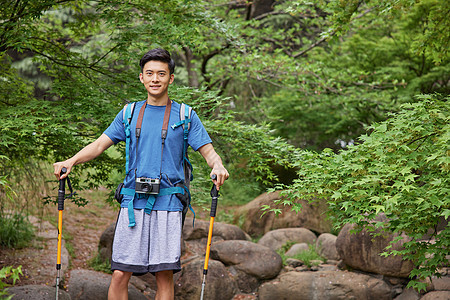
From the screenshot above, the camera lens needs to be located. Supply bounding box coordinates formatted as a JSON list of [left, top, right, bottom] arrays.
[[142, 183, 151, 193]]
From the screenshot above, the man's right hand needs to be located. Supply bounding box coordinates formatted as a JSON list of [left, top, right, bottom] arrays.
[[53, 161, 73, 180]]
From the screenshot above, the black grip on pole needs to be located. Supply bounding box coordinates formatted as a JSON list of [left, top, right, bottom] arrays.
[[58, 168, 67, 211], [210, 182, 219, 217], [210, 195, 218, 217], [209, 174, 219, 217]]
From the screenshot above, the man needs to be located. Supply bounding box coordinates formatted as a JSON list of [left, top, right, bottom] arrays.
[[53, 48, 229, 300]]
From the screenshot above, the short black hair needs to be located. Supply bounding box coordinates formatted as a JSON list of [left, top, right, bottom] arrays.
[[139, 48, 175, 74]]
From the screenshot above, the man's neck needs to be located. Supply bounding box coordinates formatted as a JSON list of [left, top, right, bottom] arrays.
[[146, 95, 169, 106]]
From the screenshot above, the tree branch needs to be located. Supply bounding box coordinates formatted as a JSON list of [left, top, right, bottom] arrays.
[[292, 7, 375, 58]]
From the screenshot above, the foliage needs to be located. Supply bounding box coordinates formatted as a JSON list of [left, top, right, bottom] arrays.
[[0, 0, 300, 206], [277, 242, 325, 268], [0, 0, 448, 289], [275, 95, 449, 290], [88, 253, 112, 274], [255, 0, 449, 150], [0, 265, 23, 300], [0, 213, 35, 249], [0, 163, 35, 249], [327, 0, 449, 64]]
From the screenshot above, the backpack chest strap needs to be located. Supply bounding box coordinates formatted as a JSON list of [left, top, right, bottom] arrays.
[[120, 187, 185, 227]]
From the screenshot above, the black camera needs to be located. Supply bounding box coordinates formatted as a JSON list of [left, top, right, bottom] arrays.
[[135, 177, 160, 195]]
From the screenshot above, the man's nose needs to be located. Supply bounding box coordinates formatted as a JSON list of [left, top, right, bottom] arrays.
[[151, 73, 159, 81]]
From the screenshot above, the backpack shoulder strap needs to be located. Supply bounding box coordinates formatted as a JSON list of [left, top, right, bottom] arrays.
[[179, 103, 192, 131], [122, 102, 136, 175], [170, 103, 195, 227], [122, 102, 136, 126]]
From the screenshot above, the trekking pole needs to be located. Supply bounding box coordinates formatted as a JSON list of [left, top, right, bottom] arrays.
[[200, 175, 219, 300], [55, 167, 76, 299], [55, 167, 66, 300]]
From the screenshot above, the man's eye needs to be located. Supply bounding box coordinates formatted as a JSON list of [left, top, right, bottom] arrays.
[[159, 72, 165, 76]]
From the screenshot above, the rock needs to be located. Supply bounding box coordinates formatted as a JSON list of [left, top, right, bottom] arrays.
[[232, 294, 257, 300], [295, 266, 310, 272], [285, 243, 309, 257], [68, 269, 146, 300], [183, 218, 247, 241], [8, 285, 71, 300], [432, 275, 450, 291], [336, 214, 415, 278], [421, 216, 448, 240], [316, 233, 340, 261], [257, 228, 316, 251], [181, 236, 186, 256], [40, 239, 69, 283], [227, 266, 261, 293], [98, 223, 116, 263], [394, 287, 420, 300], [184, 236, 224, 256], [327, 259, 340, 265], [129, 276, 156, 298], [175, 258, 237, 300], [28, 216, 58, 240], [258, 270, 392, 300], [182, 218, 210, 240], [318, 264, 338, 272], [213, 222, 248, 241], [211, 240, 282, 280], [286, 258, 303, 268], [234, 191, 333, 236], [309, 259, 323, 271], [421, 291, 450, 300], [385, 276, 408, 286]]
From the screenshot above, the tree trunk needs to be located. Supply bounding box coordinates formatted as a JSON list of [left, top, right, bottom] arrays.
[[249, 0, 275, 19], [183, 47, 199, 88]]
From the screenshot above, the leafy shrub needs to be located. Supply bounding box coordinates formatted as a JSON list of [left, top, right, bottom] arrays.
[[276, 95, 449, 291], [277, 241, 325, 268], [0, 213, 34, 249], [87, 253, 112, 274], [0, 265, 23, 300], [290, 244, 325, 268]]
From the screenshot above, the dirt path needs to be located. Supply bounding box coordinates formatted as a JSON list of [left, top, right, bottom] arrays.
[[0, 188, 118, 287], [62, 188, 118, 270]]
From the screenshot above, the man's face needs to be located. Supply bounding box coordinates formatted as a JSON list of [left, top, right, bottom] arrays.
[[139, 60, 174, 100]]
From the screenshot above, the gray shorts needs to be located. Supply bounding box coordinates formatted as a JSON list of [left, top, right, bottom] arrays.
[[111, 208, 182, 275]]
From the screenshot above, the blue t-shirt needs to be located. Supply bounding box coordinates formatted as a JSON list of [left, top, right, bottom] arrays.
[[104, 100, 212, 211]]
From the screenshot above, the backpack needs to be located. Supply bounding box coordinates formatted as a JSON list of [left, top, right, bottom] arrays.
[[115, 101, 194, 227]]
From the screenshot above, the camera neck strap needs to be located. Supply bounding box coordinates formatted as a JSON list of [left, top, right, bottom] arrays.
[[135, 98, 172, 178]]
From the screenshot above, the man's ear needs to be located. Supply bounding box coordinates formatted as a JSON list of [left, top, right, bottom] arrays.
[[169, 74, 174, 84], [139, 73, 144, 83]]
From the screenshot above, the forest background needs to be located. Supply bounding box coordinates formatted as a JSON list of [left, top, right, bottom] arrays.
[[0, 0, 448, 291]]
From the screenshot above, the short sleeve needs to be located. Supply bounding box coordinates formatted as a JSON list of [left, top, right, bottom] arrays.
[[103, 108, 126, 144], [188, 110, 212, 151]]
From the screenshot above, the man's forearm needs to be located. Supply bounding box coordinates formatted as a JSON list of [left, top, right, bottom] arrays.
[[198, 143, 229, 188], [69, 137, 110, 165], [54, 133, 113, 179]]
